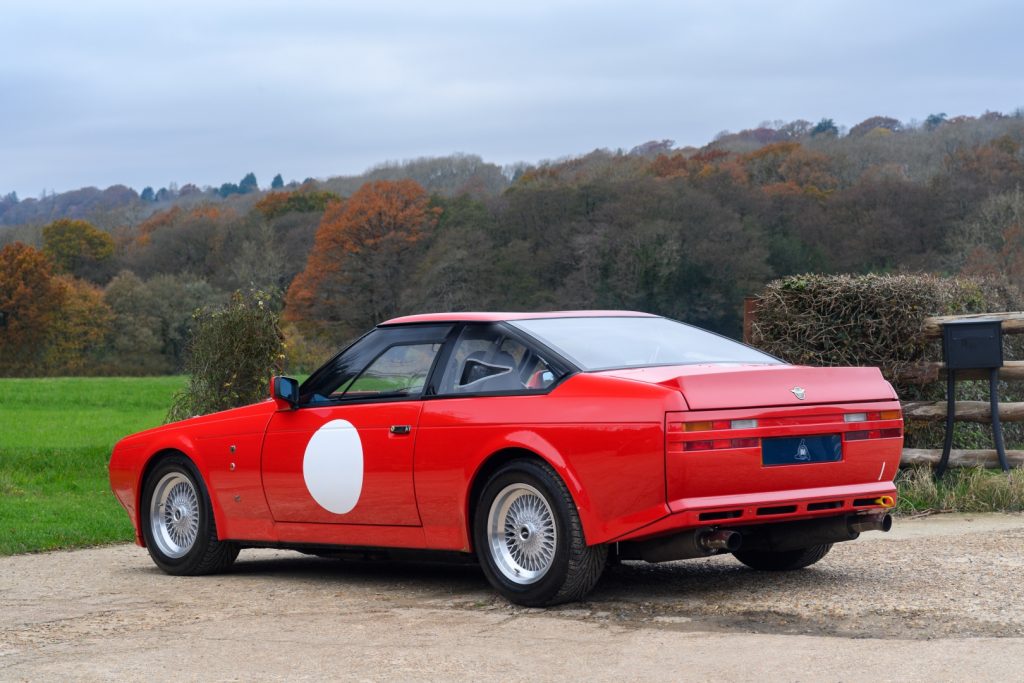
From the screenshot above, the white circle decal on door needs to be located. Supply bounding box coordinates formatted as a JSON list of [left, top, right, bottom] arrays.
[[302, 419, 364, 514]]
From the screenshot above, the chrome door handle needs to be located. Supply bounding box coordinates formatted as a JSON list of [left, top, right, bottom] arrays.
[[390, 425, 411, 435]]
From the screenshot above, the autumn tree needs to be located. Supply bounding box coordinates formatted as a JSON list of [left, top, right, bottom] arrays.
[[42, 276, 113, 374], [285, 180, 440, 336], [254, 190, 340, 220], [848, 116, 902, 138], [42, 218, 115, 282], [0, 243, 65, 375], [102, 271, 165, 372], [103, 270, 222, 373]]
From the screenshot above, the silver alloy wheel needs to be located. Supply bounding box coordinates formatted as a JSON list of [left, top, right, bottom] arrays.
[[486, 483, 557, 584], [149, 471, 200, 559]]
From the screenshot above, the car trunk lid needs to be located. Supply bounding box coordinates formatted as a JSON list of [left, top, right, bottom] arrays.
[[597, 364, 896, 408]]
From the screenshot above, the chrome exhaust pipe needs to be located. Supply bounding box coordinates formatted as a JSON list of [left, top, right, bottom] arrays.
[[849, 512, 893, 534], [699, 529, 741, 553], [623, 528, 743, 563]]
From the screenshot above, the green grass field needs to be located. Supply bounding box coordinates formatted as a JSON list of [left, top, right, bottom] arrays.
[[0, 377, 185, 555]]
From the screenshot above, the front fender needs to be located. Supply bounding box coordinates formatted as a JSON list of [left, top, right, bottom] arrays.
[[125, 432, 224, 548]]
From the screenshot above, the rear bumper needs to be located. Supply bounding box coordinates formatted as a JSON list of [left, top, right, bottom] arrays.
[[613, 481, 897, 542]]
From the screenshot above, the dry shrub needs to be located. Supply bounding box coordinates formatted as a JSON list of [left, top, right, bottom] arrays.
[[166, 290, 284, 422]]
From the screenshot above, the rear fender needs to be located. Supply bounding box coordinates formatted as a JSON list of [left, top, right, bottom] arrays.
[[463, 430, 596, 553]]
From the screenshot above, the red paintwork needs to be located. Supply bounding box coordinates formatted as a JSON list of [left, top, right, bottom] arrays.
[[263, 403, 423, 525], [109, 311, 903, 556]]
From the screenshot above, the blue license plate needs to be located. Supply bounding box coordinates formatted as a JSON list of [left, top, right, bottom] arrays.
[[762, 434, 842, 466]]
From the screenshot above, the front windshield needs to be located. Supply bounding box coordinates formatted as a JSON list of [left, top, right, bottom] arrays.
[[509, 316, 781, 371]]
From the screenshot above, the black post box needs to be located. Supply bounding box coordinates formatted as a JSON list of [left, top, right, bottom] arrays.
[[942, 320, 1004, 370], [938, 318, 1008, 476]]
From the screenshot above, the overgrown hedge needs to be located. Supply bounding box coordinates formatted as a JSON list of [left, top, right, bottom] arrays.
[[750, 273, 1024, 450], [751, 273, 1020, 393]]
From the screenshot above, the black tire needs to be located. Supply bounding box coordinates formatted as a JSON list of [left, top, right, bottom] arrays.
[[140, 454, 239, 575], [473, 458, 606, 607], [733, 543, 832, 571]]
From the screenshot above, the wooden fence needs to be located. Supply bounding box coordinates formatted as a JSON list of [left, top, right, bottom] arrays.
[[896, 311, 1024, 469]]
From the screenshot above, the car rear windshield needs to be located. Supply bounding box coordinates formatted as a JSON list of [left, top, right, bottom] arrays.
[[509, 316, 782, 371]]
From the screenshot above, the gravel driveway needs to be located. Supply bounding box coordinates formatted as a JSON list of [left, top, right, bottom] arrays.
[[2, 514, 1023, 681]]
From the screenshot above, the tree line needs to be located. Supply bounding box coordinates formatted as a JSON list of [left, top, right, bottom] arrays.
[[1, 111, 1023, 376]]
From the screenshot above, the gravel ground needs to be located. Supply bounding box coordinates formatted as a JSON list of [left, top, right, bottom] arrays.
[[2, 514, 1024, 681]]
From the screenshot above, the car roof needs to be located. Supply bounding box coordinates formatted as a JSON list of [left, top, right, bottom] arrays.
[[379, 310, 658, 326]]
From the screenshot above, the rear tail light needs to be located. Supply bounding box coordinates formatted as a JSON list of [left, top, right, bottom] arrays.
[[684, 419, 758, 431], [845, 411, 902, 423], [679, 418, 760, 450], [845, 428, 902, 441], [683, 438, 760, 452]]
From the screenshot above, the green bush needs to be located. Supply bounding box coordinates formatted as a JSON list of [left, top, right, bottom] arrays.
[[166, 290, 285, 422]]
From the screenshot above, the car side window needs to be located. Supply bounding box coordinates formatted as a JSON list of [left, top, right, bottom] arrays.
[[438, 324, 559, 395], [299, 324, 451, 405], [337, 343, 441, 399]]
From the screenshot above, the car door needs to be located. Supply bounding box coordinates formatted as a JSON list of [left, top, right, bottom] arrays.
[[261, 324, 452, 526], [413, 323, 568, 543]]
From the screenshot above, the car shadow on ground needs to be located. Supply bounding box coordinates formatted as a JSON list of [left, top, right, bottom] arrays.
[[128, 550, 982, 639], [217, 548, 871, 608]]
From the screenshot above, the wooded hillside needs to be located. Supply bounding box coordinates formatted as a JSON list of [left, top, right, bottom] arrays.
[[2, 111, 1023, 375]]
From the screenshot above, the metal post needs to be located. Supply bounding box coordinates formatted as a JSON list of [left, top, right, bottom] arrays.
[[936, 370, 957, 479], [989, 367, 1010, 472]]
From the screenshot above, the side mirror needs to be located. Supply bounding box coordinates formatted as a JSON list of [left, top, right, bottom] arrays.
[[271, 375, 299, 410]]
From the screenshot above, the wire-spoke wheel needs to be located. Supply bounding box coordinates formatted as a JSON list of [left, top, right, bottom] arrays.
[[474, 458, 607, 606], [141, 454, 238, 576], [487, 483, 557, 584], [149, 472, 201, 558]]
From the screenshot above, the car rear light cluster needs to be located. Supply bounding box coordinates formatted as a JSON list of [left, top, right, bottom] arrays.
[[844, 410, 901, 422], [682, 419, 760, 451], [845, 429, 902, 441], [675, 409, 903, 452], [843, 410, 902, 441]]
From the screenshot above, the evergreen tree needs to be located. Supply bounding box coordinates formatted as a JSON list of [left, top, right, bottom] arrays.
[[810, 118, 838, 137], [239, 172, 259, 194]]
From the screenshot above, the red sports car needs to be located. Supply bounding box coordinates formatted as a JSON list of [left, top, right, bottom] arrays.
[[110, 311, 901, 606]]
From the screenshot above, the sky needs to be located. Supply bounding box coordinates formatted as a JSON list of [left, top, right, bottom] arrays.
[[2, 0, 1023, 199]]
